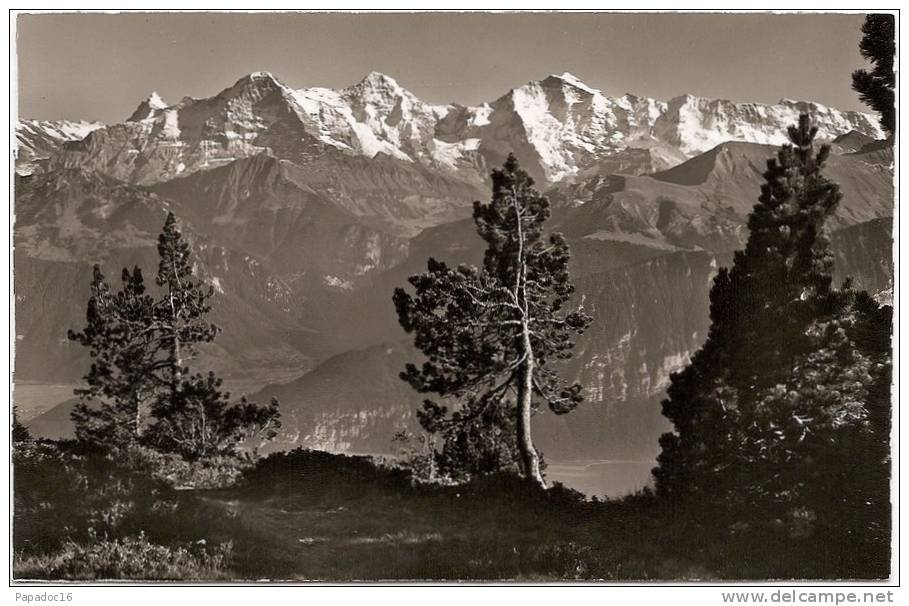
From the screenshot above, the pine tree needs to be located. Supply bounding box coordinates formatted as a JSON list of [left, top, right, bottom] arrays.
[[852, 14, 895, 135], [654, 116, 891, 540], [146, 212, 280, 457], [69, 265, 160, 447], [70, 212, 281, 459], [147, 371, 281, 460], [394, 154, 591, 487], [153, 211, 219, 394]]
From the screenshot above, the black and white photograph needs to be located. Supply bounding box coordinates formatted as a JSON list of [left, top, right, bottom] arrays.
[[8, 8, 899, 587]]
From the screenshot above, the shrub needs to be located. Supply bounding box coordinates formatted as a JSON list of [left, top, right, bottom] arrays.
[[116, 443, 253, 489], [14, 533, 232, 580]]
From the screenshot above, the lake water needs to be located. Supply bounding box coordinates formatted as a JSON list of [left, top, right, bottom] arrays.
[[12, 383, 78, 421], [546, 460, 655, 499], [15, 382, 656, 500], [13, 380, 268, 420]]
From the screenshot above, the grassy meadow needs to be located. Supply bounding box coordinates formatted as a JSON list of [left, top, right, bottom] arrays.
[[12, 444, 889, 582]]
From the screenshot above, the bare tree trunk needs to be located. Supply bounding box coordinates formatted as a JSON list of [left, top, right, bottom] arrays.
[[517, 328, 546, 488], [168, 288, 182, 396], [134, 393, 142, 438], [127, 379, 145, 438], [426, 435, 437, 482], [511, 185, 546, 489]]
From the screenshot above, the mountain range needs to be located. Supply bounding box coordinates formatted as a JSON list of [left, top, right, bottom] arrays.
[[21, 71, 882, 186], [16, 71, 893, 462]]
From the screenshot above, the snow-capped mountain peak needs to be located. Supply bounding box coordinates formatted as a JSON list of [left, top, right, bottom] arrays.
[[352, 71, 403, 92], [545, 72, 600, 94], [221, 71, 286, 101], [147, 91, 168, 110], [230, 71, 281, 88], [15, 119, 105, 175], [653, 93, 884, 157], [18, 119, 103, 140], [343, 71, 416, 113], [127, 91, 169, 122], [286, 71, 486, 171]]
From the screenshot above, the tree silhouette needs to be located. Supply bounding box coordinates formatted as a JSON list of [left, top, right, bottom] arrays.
[[654, 116, 891, 546], [852, 14, 895, 135], [394, 154, 591, 487], [148, 371, 281, 460], [70, 212, 281, 459], [153, 211, 220, 394], [69, 265, 160, 447]]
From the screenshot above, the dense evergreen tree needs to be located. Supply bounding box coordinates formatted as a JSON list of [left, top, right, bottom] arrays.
[[428, 398, 521, 481], [70, 212, 281, 459], [69, 265, 160, 448], [394, 154, 591, 487], [852, 14, 895, 135], [148, 372, 281, 460], [153, 212, 220, 393], [654, 116, 891, 547]]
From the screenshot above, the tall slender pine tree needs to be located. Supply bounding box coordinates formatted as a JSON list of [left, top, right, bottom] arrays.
[[394, 154, 591, 487], [154, 212, 219, 395]]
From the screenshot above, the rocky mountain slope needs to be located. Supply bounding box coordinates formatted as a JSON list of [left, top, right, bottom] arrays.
[[13, 168, 317, 382], [15, 119, 103, 175], [550, 140, 893, 251], [239, 213, 892, 461], [29, 213, 892, 459]]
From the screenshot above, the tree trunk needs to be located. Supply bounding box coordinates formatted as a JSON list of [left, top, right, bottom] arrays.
[[134, 394, 142, 438], [511, 185, 546, 489], [517, 331, 546, 489], [168, 289, 182, 396]]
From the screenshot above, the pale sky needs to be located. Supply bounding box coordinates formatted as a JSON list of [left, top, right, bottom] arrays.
[[16, 12, 874, 123]]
